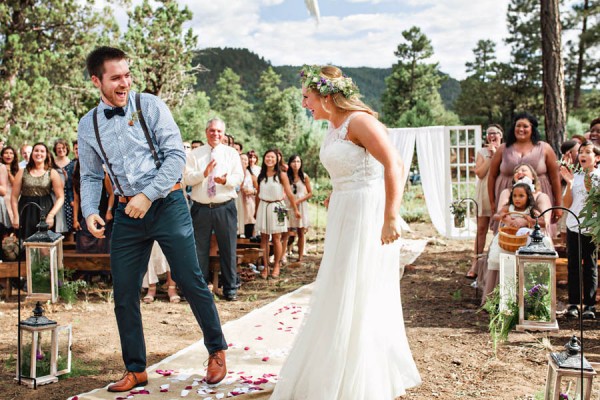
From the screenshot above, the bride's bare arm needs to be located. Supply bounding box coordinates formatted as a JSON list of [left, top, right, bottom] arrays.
[[346, 113, 405, 245]]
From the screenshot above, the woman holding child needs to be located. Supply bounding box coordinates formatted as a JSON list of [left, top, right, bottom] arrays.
[[481, 163, 553, 303], [487, 112, 562, 233]]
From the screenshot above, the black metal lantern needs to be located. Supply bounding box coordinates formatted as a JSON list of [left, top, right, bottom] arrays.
[[545, 336, 596, 399]]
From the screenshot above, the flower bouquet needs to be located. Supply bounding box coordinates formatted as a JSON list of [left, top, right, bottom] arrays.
[[273, 204, 288, 225], [524, 283, 551, 322], [450, 200, 467, 228]]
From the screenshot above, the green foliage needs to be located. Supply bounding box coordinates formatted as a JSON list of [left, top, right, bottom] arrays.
[[482, 286, 519, 354], [400, 184, 429, 223], [211, 67, 254, 145], [172, 91, 212, 141], [0, 0, 118, 145], [123, 0, 198, 109], [438, 73, 461, 111], [451, 289, 463, 301], [579, 174, 600, 245], [381, 26, 446, 127], [59, 280, 87, 304]]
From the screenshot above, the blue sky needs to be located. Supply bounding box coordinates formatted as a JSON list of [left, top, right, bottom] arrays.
[[108, 0, 515, 79]]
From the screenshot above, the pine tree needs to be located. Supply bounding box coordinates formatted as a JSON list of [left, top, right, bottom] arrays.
[[0, 0, 117, 144], [381, 27, 443, 127], [211, 68, 254, 145], [123, 0, 199, 109]]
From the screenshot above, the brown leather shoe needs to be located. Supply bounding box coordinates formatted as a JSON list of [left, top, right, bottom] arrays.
[[107, 370, 148, 392], [205, 350, 227, 384]]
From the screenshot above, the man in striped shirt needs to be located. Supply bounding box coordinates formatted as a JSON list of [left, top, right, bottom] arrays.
[[78, 47, 228, 392]]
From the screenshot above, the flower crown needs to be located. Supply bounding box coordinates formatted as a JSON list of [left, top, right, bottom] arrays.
[[299, 65, 360, 98]]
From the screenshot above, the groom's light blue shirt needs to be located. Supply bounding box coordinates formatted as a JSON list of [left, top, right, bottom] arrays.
[[77, 91, 185, 218]]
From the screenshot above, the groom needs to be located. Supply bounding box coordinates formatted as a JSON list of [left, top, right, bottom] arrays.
[[77, 46, 228, 392]]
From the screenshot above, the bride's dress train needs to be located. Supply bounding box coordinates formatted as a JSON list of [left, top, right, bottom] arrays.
[[271, 115, 421, 399]]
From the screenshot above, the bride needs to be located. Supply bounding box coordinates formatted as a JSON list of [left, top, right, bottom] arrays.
[[270, 66, 421, 399]]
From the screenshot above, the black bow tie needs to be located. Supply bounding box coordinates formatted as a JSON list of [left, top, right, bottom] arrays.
[[104, 107, 125, 119]]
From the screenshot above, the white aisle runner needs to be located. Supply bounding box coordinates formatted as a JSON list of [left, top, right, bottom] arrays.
[[72, 239, 427, 400]]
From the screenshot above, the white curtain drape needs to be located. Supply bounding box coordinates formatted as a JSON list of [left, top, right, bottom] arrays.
[[389, 126, 450, 236], [414, 126, 450, 236], [388, 128, 416, 185]]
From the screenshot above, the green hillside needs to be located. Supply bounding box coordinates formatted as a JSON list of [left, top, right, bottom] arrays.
[[192, 47, 460, 112]]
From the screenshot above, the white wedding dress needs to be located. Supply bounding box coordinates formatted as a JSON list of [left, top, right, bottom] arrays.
[[271, 114, 421, 399]]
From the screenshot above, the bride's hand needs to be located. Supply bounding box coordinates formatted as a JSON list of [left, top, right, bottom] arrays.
[[381, 218, 401, 245]]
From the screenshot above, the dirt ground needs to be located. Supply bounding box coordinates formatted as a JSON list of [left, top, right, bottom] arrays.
[[1, 222, 599, 400]]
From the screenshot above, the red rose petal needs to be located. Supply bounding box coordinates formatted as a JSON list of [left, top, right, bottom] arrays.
[[262, 357, 269, 362]]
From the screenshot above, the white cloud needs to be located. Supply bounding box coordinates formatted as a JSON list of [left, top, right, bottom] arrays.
[[105, 0, 513, 79]]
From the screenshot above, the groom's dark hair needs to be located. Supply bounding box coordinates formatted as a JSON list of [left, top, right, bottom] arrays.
[[86, 46, 128, 80]]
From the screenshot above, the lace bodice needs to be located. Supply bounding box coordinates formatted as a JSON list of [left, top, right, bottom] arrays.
[[320, 113, 383, 192]]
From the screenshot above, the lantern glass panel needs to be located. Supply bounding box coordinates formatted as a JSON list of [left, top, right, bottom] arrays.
[[55, 325, 72, 376], [27, 247, 58, 301], [554, 376, 591, 400], [19, 331, 53, 378], [522, 261, 552, 322]]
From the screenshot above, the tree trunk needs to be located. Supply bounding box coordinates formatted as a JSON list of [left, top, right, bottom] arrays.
[[572, 0, 589, 109], [540, 0, 566, 154]]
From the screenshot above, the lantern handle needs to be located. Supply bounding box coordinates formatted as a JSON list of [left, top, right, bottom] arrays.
[[537, 205, 584, 400], [16, 201, 46, 389], [456, 197, 480, 273]]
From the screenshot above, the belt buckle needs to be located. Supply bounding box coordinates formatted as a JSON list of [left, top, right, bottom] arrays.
[[209, 202, 216, 209]]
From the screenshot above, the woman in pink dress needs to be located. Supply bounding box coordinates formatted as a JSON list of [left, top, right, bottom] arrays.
[[487, 112, 562, 234]]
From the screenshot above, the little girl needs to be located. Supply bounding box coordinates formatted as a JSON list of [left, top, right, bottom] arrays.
[[560, 140, 600, 319], [484, 181, 541, 297], [255, 149, 300, 279], [283, 154, 312, 262]]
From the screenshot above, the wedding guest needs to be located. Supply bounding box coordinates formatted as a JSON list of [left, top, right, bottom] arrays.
[[481, 163, 552, 305], [72, 160, 113, 254], [283, 154, 312, 261], [11, 143, 64, 239], [240, 153, 258, 238], [0, 163, 10, 230], [184, 118, 244, 301], [589, 118, 600, 147], [560, 140, 600, 319], [233, 142, 243, 154], [53, 139, 75, 237], [142, 243, 180, 304], [466, 124, 502, 279], [78, 46, 227, 392], [247, 150, 261, 176], [487, 112, 562, 234], [1, 146, 19, 224], [18, 144, 32, 169], [255, 149, 300, 279]]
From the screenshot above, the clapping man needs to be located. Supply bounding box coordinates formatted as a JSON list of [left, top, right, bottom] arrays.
[[184, 118, 244, 301]]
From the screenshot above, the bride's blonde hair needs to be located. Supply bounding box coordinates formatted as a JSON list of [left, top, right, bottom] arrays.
[[302, 65, 378, 119]]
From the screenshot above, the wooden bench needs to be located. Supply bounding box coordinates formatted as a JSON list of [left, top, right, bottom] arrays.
[[209, 248, 264, 293]]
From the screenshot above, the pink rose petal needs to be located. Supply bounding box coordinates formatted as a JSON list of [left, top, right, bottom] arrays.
[[255, 336, 263, 340], [244, 346, 250, 351], [261, 357, 269, 362]]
